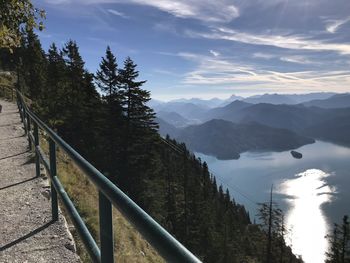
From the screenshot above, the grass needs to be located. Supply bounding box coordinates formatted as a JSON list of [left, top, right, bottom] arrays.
[[40, 138, 165, 263]]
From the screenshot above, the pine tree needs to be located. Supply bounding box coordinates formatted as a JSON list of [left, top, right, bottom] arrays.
[[95, 46, 120, 100], [118, 57, 158, 196], [95, 46, 123, 182], [257, 186, 286, 263], [43, 43, 68, 127], [21, 29, 47, 103], [60, 40, 100, 159]]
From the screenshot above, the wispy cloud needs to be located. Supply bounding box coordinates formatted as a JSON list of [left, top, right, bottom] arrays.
[[153, 69, 181, 76], [135, 0, 239, 22], [280, 55, 316, 64], [209, 50, 220, 57], [128, 0, 239, 22], [107, 9, 129, 19], [44, 0, 239, 23], [252, 52, 275, 59], [325, 17, 350, 34], [173, 52, 350, 93], [186, 27, 350, 55]]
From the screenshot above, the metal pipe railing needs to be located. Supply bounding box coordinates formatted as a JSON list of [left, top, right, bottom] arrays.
[[14, 89, 202, 263]]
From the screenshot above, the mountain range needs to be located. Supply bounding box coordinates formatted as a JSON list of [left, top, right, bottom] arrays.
[[154, 92, 350, 159], [176, 119, 315, 159]]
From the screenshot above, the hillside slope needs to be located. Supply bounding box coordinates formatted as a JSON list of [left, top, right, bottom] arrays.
[[302, 93, 350, 109], [177, 119, 314, 159]]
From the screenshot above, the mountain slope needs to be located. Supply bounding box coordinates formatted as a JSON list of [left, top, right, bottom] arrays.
[[156, 111, 192, 128], [155, 117, 180, 138], [153, 101, 208, 120], [302, 93, 350, 109], [285, 92, 336, 103], [201, 100, 252, 121], [213, 103, 350, 133], [243, 94, 297, 104], [177, 119, 314, 159], [242, 92, 336, 105], [171, 97, 225, 108], [303, 115, 350, 146]]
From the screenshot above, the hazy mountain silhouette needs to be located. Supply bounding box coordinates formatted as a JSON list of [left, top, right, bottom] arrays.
[[155, 117, 180, 138], [156, 111, 194, 128], [285, 92, 336, 103], [171, 97, 226, 108], [302, 93, 350, 109], [176, 119, 315, 159], [243, 94, 297, 104], [210, 103, 350, 132], [242, 92, 336, 105], [303, 115, 350, 146], [152, 101, 208, 120], [201, 100, 252, 121]]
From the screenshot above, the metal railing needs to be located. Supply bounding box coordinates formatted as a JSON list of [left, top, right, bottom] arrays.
[[14, 89, 202, 263]]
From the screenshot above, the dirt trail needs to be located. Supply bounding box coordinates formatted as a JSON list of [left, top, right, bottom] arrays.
[[0, 99, 81, 263]]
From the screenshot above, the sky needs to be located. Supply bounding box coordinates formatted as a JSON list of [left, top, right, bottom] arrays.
[[33, 0, 350, 100]]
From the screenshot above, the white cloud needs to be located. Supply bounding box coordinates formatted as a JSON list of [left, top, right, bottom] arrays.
[[325, 17, 350, 34], [107, 9, 129, 19], [134, 1, 239, 22], [252, 52, 275, 59], [186, 27, 350, 55], [128, 0, 239, 22], [45, 0, 239, 23], [174, 52, 350, 93], [280, 55, 315, 64], [209, 50, 220, 57]]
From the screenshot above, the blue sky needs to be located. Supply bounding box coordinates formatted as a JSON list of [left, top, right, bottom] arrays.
[[33, 0, 350, 100]]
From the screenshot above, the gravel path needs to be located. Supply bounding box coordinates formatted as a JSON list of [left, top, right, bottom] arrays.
[[0, 99, 81, 263]]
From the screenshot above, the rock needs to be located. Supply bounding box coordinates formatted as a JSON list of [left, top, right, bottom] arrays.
[[41, 189, 51, 200], [64, 242, 76, 252]]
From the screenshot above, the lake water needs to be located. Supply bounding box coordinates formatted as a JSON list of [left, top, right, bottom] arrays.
[[195, 140, 350, 263]]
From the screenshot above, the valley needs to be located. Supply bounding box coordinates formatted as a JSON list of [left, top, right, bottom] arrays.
[[154, 92, 350, 159]]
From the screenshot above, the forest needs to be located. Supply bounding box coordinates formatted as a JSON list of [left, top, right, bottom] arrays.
[[0, 28, 306, 263]]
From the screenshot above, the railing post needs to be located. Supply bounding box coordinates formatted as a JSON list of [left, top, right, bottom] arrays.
[[99, 191, 114, 263], [49, 138, 59, 221], [19, 102, 23, 124], [23, 106, 27, 135], [27, 113, 32, 150], [34, 123, 40, 178]]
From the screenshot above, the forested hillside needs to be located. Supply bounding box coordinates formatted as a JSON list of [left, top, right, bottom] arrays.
[[176, 119, 314, 159], [0, 29, 302, 263]]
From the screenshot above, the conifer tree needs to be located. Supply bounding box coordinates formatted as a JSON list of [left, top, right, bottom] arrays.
[[95, 46, 120, 100], [95, 46, 123, 182], [43, 43, 68, 127], [118, 57, 158, 196], [21, 29, 47, 102], [61, 40, 100, 158]]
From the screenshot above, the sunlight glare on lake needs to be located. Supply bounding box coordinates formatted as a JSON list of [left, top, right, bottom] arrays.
[[279, 169, 336, 263]]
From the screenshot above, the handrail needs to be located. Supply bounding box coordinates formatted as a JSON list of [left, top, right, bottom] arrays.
[[15, 89, 202, 263]]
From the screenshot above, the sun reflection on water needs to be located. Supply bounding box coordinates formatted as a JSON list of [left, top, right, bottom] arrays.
[[279, 169, 336, 263]]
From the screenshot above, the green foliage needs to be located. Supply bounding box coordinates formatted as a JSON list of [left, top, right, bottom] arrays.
[[0, 0, 45, 51]]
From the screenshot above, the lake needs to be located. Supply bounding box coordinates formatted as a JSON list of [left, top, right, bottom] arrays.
[[195, 140, 350, 263]]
